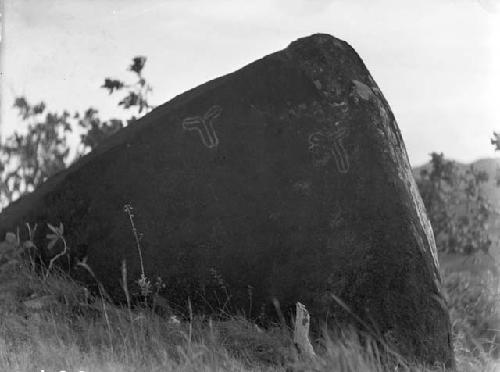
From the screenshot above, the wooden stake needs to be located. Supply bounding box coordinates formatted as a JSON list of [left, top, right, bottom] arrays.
[[294, 302, 316, 358]]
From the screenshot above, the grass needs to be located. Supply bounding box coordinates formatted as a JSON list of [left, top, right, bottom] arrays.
[[0, 218, 498, 371], [443, 267, 500, 371], [0, 257, 497, 371], [0, 261, 386, 371]]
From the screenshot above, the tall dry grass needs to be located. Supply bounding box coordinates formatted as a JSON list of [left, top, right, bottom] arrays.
[[0, 216, 498, 371], [0, 258, 497, 372]]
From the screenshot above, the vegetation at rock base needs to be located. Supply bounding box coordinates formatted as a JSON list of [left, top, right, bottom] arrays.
[[0, 228, 497, 372]]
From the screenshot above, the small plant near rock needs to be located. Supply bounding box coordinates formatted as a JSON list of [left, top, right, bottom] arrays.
[[0, 224, 40, 272], [123, 202, 154, 303], [45, 222, 69, 278], [0, 231, 20, 266]]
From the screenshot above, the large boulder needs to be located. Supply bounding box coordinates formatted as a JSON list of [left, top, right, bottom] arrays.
[[0, 34, 454, 366]]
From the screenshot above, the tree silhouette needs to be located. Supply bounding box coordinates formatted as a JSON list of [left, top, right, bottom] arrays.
[[79, 55, 155, 154], [0, 56, 154, 209], [0, 98, 72, 206], [417, 152, 495, 255]]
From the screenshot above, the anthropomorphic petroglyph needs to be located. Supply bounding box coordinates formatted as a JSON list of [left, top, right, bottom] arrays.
[[182, 105, 222, 148], [308, 126, 349, 173]]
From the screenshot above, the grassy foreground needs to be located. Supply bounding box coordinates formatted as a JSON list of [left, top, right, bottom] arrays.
[[0, 260, 497, 372], [0, 219, 498, 372]]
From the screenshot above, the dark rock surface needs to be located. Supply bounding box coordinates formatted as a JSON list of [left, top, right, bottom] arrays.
[[0, 34, 454, 366]]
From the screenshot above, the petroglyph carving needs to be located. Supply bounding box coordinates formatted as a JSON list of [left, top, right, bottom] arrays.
[[331, 101, 349, 114], [292, 180, 312, 197], [308, 126, 349, 173], [182, 105, 222, 148]]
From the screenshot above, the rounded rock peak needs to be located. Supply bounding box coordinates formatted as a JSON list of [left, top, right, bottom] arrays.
[[287, 33, 349, 50]]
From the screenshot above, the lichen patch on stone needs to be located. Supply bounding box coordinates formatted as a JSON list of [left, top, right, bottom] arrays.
[[332, 39, 345, 49], [351, 80, 374, 101]]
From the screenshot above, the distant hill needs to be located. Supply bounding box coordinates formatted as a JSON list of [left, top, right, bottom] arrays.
[[413, 158, 500, 261]]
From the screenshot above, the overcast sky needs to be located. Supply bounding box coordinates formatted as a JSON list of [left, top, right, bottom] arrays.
[[1, 0, 499, 166]]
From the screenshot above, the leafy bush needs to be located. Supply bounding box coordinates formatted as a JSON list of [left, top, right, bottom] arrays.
[[417, 152, 496, 255]]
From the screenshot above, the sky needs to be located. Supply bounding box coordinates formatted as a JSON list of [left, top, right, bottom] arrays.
[[1, 0, 499, 166]]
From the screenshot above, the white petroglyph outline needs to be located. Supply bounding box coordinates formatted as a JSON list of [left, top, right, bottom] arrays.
[[182, 105, 222, 148], [308, 127, 349, 173]]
